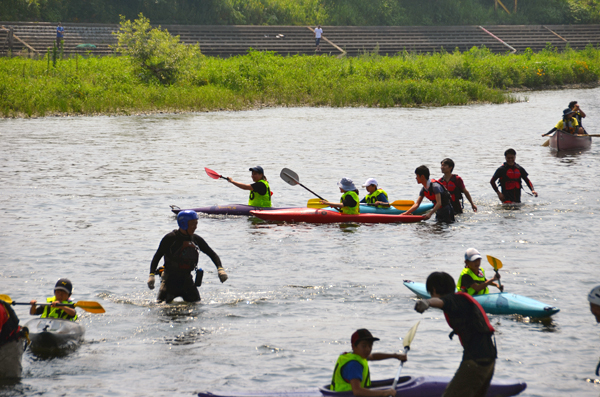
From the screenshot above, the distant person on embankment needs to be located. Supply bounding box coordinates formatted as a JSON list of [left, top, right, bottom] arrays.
[[56, 22, 64, 47], [457, 248, 502, 296], [320, 178, 360, 214], [588, 285, 600, 377], [439, 158, 477, 214], [544, 108, 585, 136], [415, 271, 497, 397], [401, 165, 454, 222], [360, 178, 389, 208], [490, 148, 537, 204], [226, 166, 272, 207], [569, 101, 586, 131], [148, 210, 228, 303], [330, 328, 407, 396], [314, 25, 323, 52]]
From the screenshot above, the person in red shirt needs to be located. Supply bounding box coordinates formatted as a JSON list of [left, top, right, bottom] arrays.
[[439, 158, 477, 214]]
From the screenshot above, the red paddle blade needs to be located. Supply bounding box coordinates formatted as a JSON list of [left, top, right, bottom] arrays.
[[205, 167, 222, 180]]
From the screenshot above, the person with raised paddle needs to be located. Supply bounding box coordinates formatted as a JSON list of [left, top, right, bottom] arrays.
[[439, 158, 477, 214], [457, 248, 503, 296], [544, 108, 585, 137], [490, 148, 537, 204], [330, 328, 407, 396], [226, 166, 272, 208], [415, 271, 497, 397], [320, 178, 360, 214], [401, 165, 454, 222], [148, 210, 227, 303], [569, 100, 586, 131], [360, 178, 389, 208], [29, 278, 77, 321]]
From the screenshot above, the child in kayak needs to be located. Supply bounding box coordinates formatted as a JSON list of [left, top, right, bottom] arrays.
[[29, 278, 77, 321], [330, 328, 407, 396], [415, 272, 497, 397], [490, 148, 537, 204], [320, 178, 360, 214], [360, 178, 389, 208], [457, 248, 503, 296], [401, 165, 454, 222]]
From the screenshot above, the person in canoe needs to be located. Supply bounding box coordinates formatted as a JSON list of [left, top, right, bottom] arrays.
[[439, 158, 477, 214], [320, 178, 360, 214], [401, 165, 454, 222], [569, 101, 586, 131], [457, 248, 503, 295], [330, 328, 407, 396], [29, 278, 77, 320], [490, 148, 537, 204], [589, 285, 600, 377], [226, 165, 272, 207], [544, 108, 585, 136], [360, 178, 389, 208], [148, 210, 228, 303], [414, 272, 497, 397]]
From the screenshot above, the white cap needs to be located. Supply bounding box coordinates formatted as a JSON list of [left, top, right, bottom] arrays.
[[588, 286, 600, 306], [362, 178, 378, 188], [464, 248, 482, 262]]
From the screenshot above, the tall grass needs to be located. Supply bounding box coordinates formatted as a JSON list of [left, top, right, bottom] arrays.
[[1, 45, 598, 118]]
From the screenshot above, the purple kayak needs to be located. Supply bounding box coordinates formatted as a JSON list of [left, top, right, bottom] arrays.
[[198, 376, 526, 397], [170, 204, 294, 216]]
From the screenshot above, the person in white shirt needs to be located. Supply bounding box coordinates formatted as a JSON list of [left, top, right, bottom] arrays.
[[314, 25, 323, 52]]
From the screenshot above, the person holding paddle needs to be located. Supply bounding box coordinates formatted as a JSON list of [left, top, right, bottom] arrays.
[[439, 158, 477, 214], [401, 165, 454, 222], [226, 166, 272, 207], [330, 328, 407, 396], [544, 108, 585, 136], [360, 178, 389, 208], [457, 248, 503, 295], [415, 272, 497, 397], [320, 178, 360, 214], [29, 278, 77, 321], [148, 210, 227, 303], [490, 148, 537, 204], [568, 101, 586, 130]]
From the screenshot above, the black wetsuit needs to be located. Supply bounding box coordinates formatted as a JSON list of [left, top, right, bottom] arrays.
[[150, 229, 222, 303]]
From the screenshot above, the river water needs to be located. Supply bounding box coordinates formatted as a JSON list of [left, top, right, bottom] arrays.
[[1, 87, 599, 397]]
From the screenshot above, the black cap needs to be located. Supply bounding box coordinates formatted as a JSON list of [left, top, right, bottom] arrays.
[[351, 329, 380, 346], [54, 278, 73, 295], [249, 166, 265, 175], [563, 108, 576, 116]]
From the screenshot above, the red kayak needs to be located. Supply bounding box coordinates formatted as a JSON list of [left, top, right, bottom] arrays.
[[250, 208, 424, 224]]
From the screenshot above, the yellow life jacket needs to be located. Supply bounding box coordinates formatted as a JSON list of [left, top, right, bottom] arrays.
[[457, 268, 488, 296], [41, 296, 78, 321], [330, 352, 371, 391], [364, 189, 389, 208], [340, 191, 360, 215], [248, 180, 272, 207]]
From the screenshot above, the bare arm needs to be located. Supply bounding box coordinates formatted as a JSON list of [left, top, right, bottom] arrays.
[[462, 187, 477, 212], [422, 193, 442, 220], [369, 352, 407, 362], [401, 195, 423, 216], [490, 176, 505, 202], [226, 177, 253, 191]]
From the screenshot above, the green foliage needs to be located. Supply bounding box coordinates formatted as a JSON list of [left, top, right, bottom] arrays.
[[113, 14, 201, 85], [1, 46, 599, 117]]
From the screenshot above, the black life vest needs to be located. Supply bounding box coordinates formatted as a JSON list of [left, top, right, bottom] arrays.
[[443, 292, 495, 347], [423, 179, 451, 208]]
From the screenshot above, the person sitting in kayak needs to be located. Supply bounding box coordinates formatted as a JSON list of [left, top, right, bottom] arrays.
[[439, 158, 477, 214], [29, 278, 77, 321], [490, 148, 537, 204], [457, 248, 502, 296], [568, 101, 586, 131], [148, 210, 228, 303], [226, 166, 272, 207], [360, 178, 389, 208], [320, 178, 360, 214], [415, 271, 497, 397], [544, 108, 585, 136], [330, 328, 407, 396], [588, 285, 600, 377], [401, 165, 454, 222]]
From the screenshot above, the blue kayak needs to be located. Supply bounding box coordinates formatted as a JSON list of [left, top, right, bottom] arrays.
[[319, 203, 434, 215], [404, 281, 559, 318]]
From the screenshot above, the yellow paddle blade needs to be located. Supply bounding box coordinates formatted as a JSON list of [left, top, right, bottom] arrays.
[[541, 139, 550, 147], [307, 198, 328, 209], [390, 200, 415, 210], [0, 294, 12, 304], [486, 255, 503, 271], [402, 321, 420, 349], [74, 301, 105, 314]]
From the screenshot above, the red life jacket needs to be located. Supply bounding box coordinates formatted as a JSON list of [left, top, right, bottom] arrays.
[[439, 175, 463, 206], [502, 165, 521, 191], [443, 292, 495, 347], [423, 179, 451, 207], [0, 300, 24, 347]]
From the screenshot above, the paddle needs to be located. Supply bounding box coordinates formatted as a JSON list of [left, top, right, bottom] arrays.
[[391, 321, 420, 390], [0, 294, 106, 314], [280, 168, 325, 200], [486, 255, 503, 289], [306, 198, 414, 210], [205, 167, 228, 180]]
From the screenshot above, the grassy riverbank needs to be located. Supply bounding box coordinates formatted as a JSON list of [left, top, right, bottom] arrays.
[[1, 45, 599, 118]]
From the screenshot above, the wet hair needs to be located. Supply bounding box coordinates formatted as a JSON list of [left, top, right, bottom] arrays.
[[426, 272, 456, 296], [441, 158, 455, 172], [415, 165, 430, 179], [568, 101, 577, 109], [504, 148, 516, 156]]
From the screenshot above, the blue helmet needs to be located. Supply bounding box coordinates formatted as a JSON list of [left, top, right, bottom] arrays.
[[177, 210, 199, 230]]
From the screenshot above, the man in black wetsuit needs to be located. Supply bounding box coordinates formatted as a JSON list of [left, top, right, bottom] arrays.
[[148, 210, 228, 303], [490, 148, 537, 204]]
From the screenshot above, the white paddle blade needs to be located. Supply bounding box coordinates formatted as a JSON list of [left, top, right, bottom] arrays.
[[280, 168, 299, 186], [403, 321, 420, 349]]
